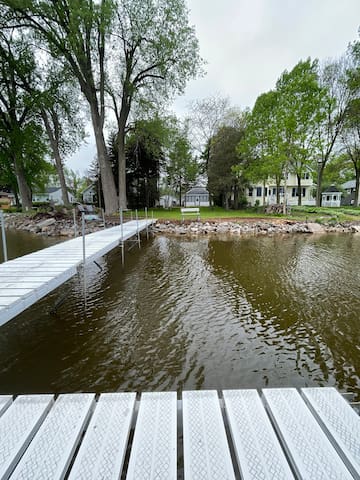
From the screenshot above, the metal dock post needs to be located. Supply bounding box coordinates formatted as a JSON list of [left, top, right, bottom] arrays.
[[120, 208, 124, 265], [0, 210, 8, 263], [135, 209, 141, 248]]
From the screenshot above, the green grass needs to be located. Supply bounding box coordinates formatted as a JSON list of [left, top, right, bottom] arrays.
[[124, 205, 360, 223]]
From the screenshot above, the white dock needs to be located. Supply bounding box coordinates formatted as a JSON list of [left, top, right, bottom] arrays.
[[0, 388, 358, 479], [0, 220, 153, 327]]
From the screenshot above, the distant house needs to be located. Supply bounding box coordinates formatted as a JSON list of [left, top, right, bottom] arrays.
[[321, 185, 342, 207], [341, 180, 358, 206], [32, 187, 75, 205], [82, 184, 97, 205], [245, 172, 315, 206], [184, 186, 210, 207], [0, 191, 15, 209]]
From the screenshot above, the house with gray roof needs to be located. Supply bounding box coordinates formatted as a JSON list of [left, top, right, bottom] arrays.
[[184, 186, 210, 207]]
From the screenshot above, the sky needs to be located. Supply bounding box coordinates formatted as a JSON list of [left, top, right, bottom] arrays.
[[67, 0, 360, 173]]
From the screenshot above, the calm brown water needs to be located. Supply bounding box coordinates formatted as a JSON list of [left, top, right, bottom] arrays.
[[0, 230, 359, 399]]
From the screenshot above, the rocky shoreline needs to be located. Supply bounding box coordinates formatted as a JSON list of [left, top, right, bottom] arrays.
[[4, 212, 360, 237]]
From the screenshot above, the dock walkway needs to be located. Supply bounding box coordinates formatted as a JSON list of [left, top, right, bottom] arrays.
[[0, 219, 153, 327], [0, 387, 358, 479]]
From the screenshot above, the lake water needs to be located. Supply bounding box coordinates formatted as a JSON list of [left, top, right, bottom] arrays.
[[0, 230, 359, 399]]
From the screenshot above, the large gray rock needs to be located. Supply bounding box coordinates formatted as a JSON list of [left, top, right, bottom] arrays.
[[37, 218, 56, 229]]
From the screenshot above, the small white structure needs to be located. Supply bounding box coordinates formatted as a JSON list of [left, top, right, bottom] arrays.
[[246, 172, 315, 207], [159, 194, 178, 208], [322, 185, 342, 207], [32, 187, 75, 205], [184, 186, 210, 207], [82, 184, 97, 204]]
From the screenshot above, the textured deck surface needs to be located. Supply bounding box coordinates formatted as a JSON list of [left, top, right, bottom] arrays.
[[0, 219, 153, 326], [0, 388, 358, 479]]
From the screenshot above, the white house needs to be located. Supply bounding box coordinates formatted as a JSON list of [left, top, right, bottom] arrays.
[[32, 187, 75, 205], [245, 172, 315, 207], [184, 186, 210, 207], [321, 185, 342, 207]]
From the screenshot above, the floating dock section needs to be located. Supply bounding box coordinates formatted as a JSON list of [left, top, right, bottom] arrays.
[[0, 219, 154, 327], [0, 387, 359, 479]]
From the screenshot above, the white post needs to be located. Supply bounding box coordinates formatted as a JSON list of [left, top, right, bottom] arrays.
[[0, 211, 8, 262], [136, 209, 140, 248], [73, 208, 77, 237], [120, 208, 124, 265], [145, 207, 149, 240], [102, 208, 106, 229]]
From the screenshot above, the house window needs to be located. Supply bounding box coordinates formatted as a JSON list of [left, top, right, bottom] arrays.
[[292, 187, 306, 197], [292, 188, 297, 197], [327, 195, 330, 201], [272, 188, 276, 196], [256, 187, 262, 197], [248, 187, 253, 196], [264, 187, 268, 196], [302, 188, 306, 197], [333, 195, 337, 201], [302, 172, 310, 180]]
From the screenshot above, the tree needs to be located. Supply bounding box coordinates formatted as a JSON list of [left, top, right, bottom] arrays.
[[238, 91, 286, 204], [3, 0, 119, 213], [276, 59, 326, 206], [0, 30, 50, 210], [341, 99, 360, 204], [107, 0, 203, 209], [166, 126, 198, 206], [187, 94, 231, 173], [208, 116, 246, 209], [315, 45, 359, 206]]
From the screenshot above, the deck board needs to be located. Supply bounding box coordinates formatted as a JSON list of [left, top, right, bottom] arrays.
[[10, 394, 94, 480], [0, 395, 53, 480], [223, 389, 294, 479], [0, 220, 153, 326], [0, 396, 12, 417], [126, 392, 177, 480], [263, 388, 353, 479], [302, 387, 360, 478], [182, 390, 235, 480], [69, 392, 136, 480]]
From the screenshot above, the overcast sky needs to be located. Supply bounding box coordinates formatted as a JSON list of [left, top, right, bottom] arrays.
[[68, 0, 360, 173]]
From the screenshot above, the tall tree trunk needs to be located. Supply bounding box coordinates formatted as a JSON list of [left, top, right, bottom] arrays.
[[13, 156, 32, 211], [355, 166, 360, 206], [316, 162, 325, 207], [90, 105, 118, 214], [297, 174, 302, 206], [117, 96, 131, 210], [41, 110, 70, 206]]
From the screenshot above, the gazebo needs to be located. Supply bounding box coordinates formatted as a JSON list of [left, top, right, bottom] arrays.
[[321, 185, 342, 207]]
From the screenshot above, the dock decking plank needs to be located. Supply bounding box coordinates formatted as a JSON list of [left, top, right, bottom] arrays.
[[0, 396, 12, 417], [223, 389, 294, 479], [302, 387, 360, 477], [68, 393, 136, 480], [182, 390, 235, 480], [263, 388, 353, 480], [126, 392, 177, 480], [10, 394, 95, 480], [0, 395, 53, 480]]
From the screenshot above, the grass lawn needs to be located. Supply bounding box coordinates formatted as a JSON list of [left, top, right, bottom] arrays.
[[128, 205, 360, 223]]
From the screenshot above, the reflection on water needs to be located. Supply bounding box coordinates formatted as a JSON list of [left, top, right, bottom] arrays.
[[0, 232, 359, 399]]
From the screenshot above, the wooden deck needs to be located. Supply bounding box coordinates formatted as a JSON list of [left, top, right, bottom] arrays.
[[0, 388, 358, 479], [0, 220, 154, 327]]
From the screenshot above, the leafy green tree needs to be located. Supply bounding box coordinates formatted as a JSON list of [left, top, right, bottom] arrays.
[[208, 117, 246, 209], [340, 99, 360, 204], [276, 59, 326, 206], [166, 126, 198, 206], [3, 0, 119, 213], [107, 0, 203, 209], [0, 30, 50, 210]]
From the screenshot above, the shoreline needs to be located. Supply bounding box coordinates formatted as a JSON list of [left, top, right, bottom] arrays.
[[4, 212, 360, 237]]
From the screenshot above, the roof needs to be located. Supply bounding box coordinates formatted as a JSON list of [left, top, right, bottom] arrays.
[[46, 187, 61, 193], [342, 180, 356, 190], [322, 185, 342, 193], [82, 183, 96, 194], [185, 186, 209, 195]]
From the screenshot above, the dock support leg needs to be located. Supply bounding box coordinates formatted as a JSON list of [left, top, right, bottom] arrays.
[[136, 209, 141, 248], [82, 213, 87, 301], [120, 208, 125, 266], [0, 210, 8, 262], [145, 207, 149, 240], [102, 208, 106, 229], [73, 208, 77, 237]]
